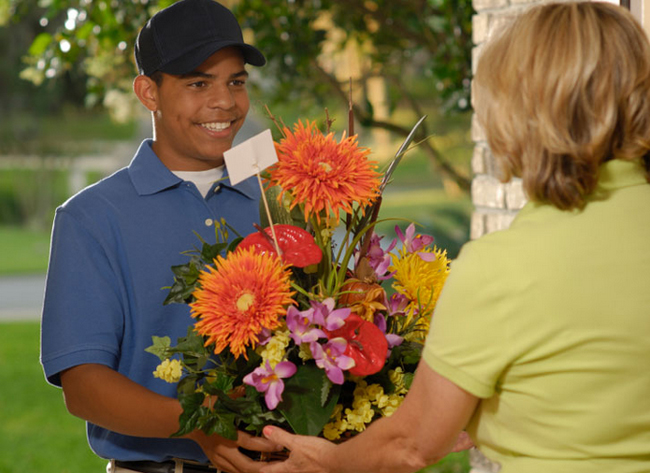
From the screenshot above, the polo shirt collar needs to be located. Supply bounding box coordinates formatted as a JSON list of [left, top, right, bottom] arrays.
[[128, 139, 257, 199], [597, 158, 647, 192]]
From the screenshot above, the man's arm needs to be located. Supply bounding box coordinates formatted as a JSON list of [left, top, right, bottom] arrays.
[[260, 360, 479, 473], [60, 364, 280, 473]]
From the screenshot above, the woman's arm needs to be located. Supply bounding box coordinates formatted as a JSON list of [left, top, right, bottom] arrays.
[[260, 361, 479, 473]]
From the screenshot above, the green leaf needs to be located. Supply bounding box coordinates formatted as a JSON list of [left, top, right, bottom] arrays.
[[206, 386, 282, 435], [390, 340, 423, 366], [201, 241, 228, 263], [226, 236, 244, 254], [177, 375, 200, 397], [144, 336, 171, 360], [173, 328, 211, 370], [174, 327, 207, 354], [204, 410, 238, 440], [174, 392, 206, 437], [403, 372, 414, 390], [204, 372, 234, 394], [321, 377, 333, 407], [28, 32, 52, 56], [76, 22, 95, 41], [171, 262, 197, 280], [278, 364, 340, 436]]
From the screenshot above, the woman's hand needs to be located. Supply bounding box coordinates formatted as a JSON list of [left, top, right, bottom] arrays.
[[258, 362, 479, 473], [259, 426, 337, 473], [451, 431, 474, 452]]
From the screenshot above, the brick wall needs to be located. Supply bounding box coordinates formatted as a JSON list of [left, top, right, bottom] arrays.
[[470, 0, 549, 240]]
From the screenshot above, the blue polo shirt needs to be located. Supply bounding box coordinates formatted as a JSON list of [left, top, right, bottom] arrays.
[[40, 139, 261, 462]]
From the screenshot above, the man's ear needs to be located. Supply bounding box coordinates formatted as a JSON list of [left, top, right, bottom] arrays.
[[133, 75, 159, 112]]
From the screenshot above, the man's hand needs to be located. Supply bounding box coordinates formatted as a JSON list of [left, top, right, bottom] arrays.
[[60, 365, 281, 473], [188, 429, 284, 473]]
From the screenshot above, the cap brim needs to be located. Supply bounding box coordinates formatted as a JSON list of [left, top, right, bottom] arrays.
[[159, 40, 266, 75]]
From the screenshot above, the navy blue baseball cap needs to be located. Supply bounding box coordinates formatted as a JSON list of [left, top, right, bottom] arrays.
[[135, 0, 266, 76]]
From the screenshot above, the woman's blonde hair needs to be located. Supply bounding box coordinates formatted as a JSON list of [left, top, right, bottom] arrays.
[[474, 2, 650, 210]]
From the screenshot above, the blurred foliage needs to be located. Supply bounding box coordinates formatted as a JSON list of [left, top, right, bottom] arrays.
[[0, 0, 139, 153], [5, 0, 474, 190], [235, 0, 472, 114]]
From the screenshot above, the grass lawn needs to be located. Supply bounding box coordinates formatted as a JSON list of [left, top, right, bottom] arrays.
[[378, 187, 472, 259], [0, 226, 51, 275], [0, 321, 469, 473], [0, 321, 106, 473]]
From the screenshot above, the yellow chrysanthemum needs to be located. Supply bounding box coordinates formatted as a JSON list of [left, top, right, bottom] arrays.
[[365, 383, 385, 402], [345, 406, 372, 432], [257, 329, 291, 368], [389, 247, 450, 340], [381, 393, 405, 417], [298, 343, 313, 361], [153, 359, 183, 383], [268, 120, 381, 223], [323, 422, 342, 441], [323, 404, 347, 441], [190, 247, 295, 359], [388, 367, 409, 395]]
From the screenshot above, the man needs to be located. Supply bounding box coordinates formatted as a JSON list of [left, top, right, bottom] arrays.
[[40, 1, 278, 472]]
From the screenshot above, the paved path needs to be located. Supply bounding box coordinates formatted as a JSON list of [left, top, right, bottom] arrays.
[[0, 273, 45, 322]]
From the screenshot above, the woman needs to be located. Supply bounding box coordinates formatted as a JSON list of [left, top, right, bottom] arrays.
[[259, 3, 650, 473]]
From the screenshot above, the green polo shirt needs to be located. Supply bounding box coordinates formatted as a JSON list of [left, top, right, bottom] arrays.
[[424, 159, 650, 473]]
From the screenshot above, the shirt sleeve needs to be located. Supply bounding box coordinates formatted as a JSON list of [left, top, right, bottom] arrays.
[[40, 207, 125, 387], [423, 240, 512, 399]]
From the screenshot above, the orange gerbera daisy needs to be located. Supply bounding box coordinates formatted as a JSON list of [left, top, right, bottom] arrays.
[[190, 247, 295, 359], [268, 120, 381, 224]]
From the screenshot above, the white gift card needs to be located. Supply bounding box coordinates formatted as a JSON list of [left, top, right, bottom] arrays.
[[224, 129, 278, 186]]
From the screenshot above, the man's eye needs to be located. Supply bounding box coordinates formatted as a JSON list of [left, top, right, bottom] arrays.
[[231, 80, 246, 86], [189, 81, 207, 88]]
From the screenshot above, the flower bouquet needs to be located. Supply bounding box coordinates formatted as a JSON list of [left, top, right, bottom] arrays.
[[146, 113, 450, 444]]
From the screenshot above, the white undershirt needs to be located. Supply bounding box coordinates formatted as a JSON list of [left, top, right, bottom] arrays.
[[172, 167, 224, 198]]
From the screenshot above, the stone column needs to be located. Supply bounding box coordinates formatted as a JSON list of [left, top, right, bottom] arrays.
[[470, 0, 538, 241]]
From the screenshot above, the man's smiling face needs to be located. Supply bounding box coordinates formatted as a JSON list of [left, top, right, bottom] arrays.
[[150, 47, 250, 171]]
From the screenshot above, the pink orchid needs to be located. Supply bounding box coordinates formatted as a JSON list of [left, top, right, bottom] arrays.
[[243, 360, 297, 410], [385, 293, 410, 317], [362, 234, 396, 280], [374, 313, 404, 352], [311, 338, 355, 384], [286, 306, 326, 344], [311, 298, 351, 331], [395, 223, 437, 262], [256, 327, 273, 346]]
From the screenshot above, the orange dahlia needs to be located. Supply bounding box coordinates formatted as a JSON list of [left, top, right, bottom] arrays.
[[190, 247, 296, 359], [268, 120, 381, 223]]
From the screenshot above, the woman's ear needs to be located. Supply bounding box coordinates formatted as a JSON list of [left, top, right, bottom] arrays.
[[133, 75, 159, 112]]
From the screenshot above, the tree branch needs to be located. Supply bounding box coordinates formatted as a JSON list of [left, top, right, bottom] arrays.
[[311, 59, 470, 191]]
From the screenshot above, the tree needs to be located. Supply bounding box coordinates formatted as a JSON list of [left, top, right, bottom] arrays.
[[8, 0, 473, 189]]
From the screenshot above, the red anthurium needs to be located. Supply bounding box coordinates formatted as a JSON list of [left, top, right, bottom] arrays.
[[238, 224, 322, 268], [326, 313, 388, 376]]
